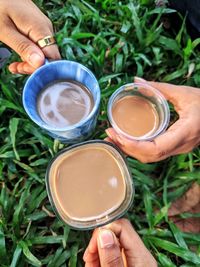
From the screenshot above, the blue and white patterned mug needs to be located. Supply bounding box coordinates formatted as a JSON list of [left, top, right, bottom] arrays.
[[22, 60, 101, 143]]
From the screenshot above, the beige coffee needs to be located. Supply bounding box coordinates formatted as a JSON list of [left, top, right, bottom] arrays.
[[112, 95, 159, 137], [37, 80, 94, 128], [49, 144, 126, 221]]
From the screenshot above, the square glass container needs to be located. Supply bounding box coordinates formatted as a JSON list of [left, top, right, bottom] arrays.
[[46, 140, 134, 230]]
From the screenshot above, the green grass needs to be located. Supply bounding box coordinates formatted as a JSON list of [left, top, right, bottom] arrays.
[[0, 0, 200, 266]]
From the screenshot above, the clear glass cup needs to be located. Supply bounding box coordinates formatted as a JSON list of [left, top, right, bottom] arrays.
[[108, 83, 170, 141], [46, 140, 134, 230]]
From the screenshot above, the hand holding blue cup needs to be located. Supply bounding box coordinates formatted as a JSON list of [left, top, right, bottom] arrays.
[[23, 60, 100, 143]]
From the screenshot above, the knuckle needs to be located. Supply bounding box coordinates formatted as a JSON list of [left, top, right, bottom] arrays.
[[17, 63, 27, 74], [17, 40, 31, 55], [119, 218, 129, 225], [33, 23, 54, 41], [154, 147, 167, 160], [115, 218, 130, 228], [45, 17, 53, 30], [104, 254, 122, 266], [0, 16, 11, 37], [119, 218, 133, 229]]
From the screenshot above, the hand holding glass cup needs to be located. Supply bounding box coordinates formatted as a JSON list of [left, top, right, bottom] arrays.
[[107, 82, 170, 142]]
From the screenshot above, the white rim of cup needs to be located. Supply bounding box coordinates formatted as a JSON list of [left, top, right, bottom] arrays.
[[107, 83, 170, 141], [22, 60, 101, 132]]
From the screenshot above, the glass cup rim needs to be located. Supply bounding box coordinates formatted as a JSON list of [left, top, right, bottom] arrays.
[[107, 82, 170, 141], [45, 140, 134, 230], [22, 60, 101, 132]]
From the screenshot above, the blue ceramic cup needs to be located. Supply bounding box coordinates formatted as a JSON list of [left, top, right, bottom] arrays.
[[23, 60, 101, 143]]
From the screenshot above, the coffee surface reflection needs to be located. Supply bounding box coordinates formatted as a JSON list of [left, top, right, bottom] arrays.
[[49, 144, 126, 221], [37, 80, 94, 128], [112, 95, 159, 137]]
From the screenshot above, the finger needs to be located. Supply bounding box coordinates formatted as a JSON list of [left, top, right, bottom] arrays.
[[42, 44, 61, 60], [105, 128, 141, 155], [105, 127, 174, 163], [9, 63, 28, 74], [84, 252, 99, 264], [7, 0, 61, 60], [21, 19, 60, 60], [149, 118, 193, 160], [87, 229, 99, 254], [85, 262, 100, 267], [97, 228, 124, 267], [106, 118, 189, 163], [105, 219, 157, 266], [105, 219, 147, 254], [104, 137, 115, 144], [134, 77, 187, 107], [9, 62, 36, 74], [1, 21, 45, 69], [172, 141, 199, 155], [83, 246, 99, 263], [83, 230, 99, 263], [105, 128, 125, 148]]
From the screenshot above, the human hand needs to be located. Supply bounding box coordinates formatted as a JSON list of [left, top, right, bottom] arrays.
[[0, 0, 61, 74], [83, 218, 157, 267], [106, 78, 200, 163]]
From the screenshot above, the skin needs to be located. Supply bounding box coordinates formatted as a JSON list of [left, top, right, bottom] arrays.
[[0, 0, 61, 74], [106, 77, 200, 163], [83, 218, 157, 267]]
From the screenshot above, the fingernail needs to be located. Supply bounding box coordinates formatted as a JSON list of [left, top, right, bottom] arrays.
[[28, 53, 43, 68], [116, 135, 124, 146], [106, 129, 112, 138], [83, 247, 89, 261], [9, 67, 16, 74], [99, 229, 115, 249], [134, 76, 147, 83]]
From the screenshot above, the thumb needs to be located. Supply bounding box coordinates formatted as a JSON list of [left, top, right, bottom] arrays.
[[4, 26, 44, 68], [97, 229, 124, 267], [134, 77, 182, 105]]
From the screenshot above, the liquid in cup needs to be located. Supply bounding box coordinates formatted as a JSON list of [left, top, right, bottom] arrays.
[[37, 80, 94, 128], [112, 95, 159, 137], [46, 141, 134, 230], [108, 83, 170, 141]]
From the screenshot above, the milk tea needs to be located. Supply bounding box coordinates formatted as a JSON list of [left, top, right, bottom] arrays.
[[48, 144, 126, 221], [37, 80, 94, 128], [112, 95, 159, 137]]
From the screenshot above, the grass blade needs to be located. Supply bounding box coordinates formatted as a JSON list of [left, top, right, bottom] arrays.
[[149, 237, 200, 264], [0, 224, 7, 263], [169, 222, 188, 249], [157, 252, 176, 267], [19, 241, 42, 267], [9, 118, 20, 160], [10, 245, 22, 267]]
